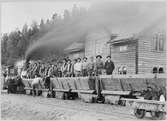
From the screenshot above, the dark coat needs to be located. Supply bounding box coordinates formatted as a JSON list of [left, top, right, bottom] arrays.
[[104, 60, 115, 75]]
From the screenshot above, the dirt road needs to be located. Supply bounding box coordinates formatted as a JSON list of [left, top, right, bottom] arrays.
[[1, 93, 156, 120]]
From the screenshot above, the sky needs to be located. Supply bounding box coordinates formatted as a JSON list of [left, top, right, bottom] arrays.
[[25, 1, 166, 60], [1, 1, 90, 34], [1, 1, 165, 60]]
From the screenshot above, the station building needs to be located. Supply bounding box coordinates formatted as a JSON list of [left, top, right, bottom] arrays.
[[64, 17, 166, 74]]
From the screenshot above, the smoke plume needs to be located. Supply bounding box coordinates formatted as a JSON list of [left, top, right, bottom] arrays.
[[25, 1, 165, 61]]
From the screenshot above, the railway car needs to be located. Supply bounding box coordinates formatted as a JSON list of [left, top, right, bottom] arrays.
[[124, 98, 167, 120]]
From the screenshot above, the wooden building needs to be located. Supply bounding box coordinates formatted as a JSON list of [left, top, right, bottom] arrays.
[[109, 35, 137, 74], [64, 17, 166, 74], [108, 17, 166, 74], [84, 29, 111, 61], [64, 42, 85, 60]]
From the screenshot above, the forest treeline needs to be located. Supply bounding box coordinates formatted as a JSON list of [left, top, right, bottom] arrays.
[[1, 5, 87, 66]]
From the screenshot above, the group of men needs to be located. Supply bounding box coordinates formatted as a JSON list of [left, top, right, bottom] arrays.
[[57, 55, 115, 77], [24, 55, 115, 78], [25, 61, 60, 78]]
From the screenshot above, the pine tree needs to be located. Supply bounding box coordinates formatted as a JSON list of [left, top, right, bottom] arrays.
[[1, 34, 9, 65], [40, 19, 45, 28], [63, 9, 71, 21]]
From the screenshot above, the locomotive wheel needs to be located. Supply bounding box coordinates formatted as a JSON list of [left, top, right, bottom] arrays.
[[134, 108, 146, 119], [151, 111, 166, 120]]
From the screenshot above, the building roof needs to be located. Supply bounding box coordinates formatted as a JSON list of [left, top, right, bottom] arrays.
[[108, 16, 165, 45], [64, 42, 84, 53], [108, 34, 137, 44]]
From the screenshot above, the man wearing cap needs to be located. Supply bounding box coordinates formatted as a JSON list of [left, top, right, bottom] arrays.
[[95, 55, 104, 75], [82, 57, 88, 77], [104, 56, 115, 75]]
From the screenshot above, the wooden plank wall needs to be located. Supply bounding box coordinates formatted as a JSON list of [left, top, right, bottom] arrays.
[[138, 19, 166, 74], [111, 41, 137, 74], [67, 51, 85, 60], [85, 29, 110, 61]]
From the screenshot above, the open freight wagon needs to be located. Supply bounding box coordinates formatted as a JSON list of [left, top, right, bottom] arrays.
[[22, 74, 166, 103], [21, 73, 167, 120]]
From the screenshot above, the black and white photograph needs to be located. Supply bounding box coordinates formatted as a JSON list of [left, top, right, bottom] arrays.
[[1, 0, 167, 120]]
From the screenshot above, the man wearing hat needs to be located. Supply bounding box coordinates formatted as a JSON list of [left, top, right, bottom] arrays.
[[87, 56, 95, 76], [57, 62, 63, 77], [71, 59, 77, 77], [74, 58, 82, 77], [82, 57, 88, 77], [104, 56, 115, 75], [95, 55, 104, 75], [61, 58, 67, 77], [66, 59, 72, 77]]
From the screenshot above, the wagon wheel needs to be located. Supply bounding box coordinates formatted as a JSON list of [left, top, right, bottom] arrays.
[[63, 92, 68, 100], [96, 95, 105, 103], [151, 111, 166, 120], [118, 100, 126, 106], [134, 108, 146, 119]]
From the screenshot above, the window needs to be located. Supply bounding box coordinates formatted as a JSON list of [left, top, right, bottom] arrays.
[[120, 45, 127, 52], [153, 34, 158, 51], [159, 67, 164, 73], [159, 33, 164, 51], [153, 67, 158, 73], [153, 33, 165, 51]]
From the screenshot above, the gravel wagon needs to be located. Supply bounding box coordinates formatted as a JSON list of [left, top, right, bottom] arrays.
[[124, 98, 167, 120]]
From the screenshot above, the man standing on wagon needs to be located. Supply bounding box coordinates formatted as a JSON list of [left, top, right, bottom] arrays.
[[87, 56, 95, 76], [82, 57, 88, 77], [61, 58, 67, 77], [66, 59, 72, 77], [74, 58, 82, 77], [104, 56, 115, 75], [95, 55, 103, 75]]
